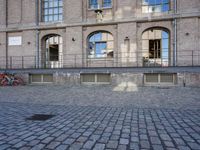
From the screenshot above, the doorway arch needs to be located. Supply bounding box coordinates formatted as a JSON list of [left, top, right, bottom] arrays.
[[142, 27, 170, 66], [41, 34, 63, 68]]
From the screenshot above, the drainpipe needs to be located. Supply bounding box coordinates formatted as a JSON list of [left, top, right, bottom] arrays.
[[5, 0, 8, 69], [36, 0, 40, 68], [173, 0, 177, 66]]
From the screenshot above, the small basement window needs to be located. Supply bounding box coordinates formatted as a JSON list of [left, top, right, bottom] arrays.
[[30, 74, 53, 84], [144, 73, 177, 85], [81, 73, 111, 84]]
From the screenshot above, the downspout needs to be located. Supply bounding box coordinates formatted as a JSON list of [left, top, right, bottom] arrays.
[[5, 0, 8, 69], [36, 0, 39, 68], [173, 0, 177, 66]]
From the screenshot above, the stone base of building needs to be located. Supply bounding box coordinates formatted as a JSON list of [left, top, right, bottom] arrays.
[[1, 67, 200, 87]]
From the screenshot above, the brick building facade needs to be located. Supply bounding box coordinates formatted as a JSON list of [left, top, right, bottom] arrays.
[[0, 0, 200, 86]]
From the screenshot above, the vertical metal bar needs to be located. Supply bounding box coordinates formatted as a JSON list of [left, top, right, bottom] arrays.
[[36, 0, 40, 68], [173, 0, 177, 66], [22, 56, 24, 68], [35, 56, 37, 68], [192, 50, 194, 66], [74, 55, 77, 68], [10, 56, 12, 69], [5, 0, 8, 69]]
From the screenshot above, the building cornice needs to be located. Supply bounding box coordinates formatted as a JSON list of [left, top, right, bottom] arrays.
[[0, 11, 200, 32]]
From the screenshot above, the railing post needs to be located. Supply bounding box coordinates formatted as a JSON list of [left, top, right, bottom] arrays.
[[35, 56, 37, 68], [192, 50, 194, 66], [74, 55, 77, 68], [10, 56, 12, 69], [22, 56, 24, 69]]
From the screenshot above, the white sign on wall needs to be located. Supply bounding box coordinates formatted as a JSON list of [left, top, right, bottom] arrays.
[[8, 36, 22, 46]]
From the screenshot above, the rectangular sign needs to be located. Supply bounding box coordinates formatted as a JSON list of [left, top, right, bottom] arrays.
[[8, 36, 22, 46]]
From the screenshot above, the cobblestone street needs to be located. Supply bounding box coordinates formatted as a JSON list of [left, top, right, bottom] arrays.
[[0, 85, 200, 150]]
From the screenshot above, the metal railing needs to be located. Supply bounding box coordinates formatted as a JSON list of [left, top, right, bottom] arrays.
[[0, 50, 199, 69]]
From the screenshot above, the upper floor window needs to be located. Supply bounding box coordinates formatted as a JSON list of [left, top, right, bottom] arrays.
[[42, 0, 63, 22], [89, 0, 98, 9], [142, 0, 169, 13], [103, 0, 112, 8], [89, 0, 112, 9]]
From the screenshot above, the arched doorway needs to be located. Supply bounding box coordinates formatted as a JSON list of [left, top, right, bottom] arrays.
[[42, 34, 63, 68], [142, 28, 170, 67]]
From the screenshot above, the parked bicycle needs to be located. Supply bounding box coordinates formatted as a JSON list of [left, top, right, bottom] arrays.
[[0, 73, 25, 86]]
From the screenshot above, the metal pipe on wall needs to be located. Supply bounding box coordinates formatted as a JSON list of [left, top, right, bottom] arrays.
[[173, 0, 177, 66], [5, 0, 8, 69], [35, 0, 40, 68]]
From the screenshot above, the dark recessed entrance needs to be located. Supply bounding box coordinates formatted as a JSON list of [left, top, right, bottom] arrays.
[[26, 114, 55, 121]]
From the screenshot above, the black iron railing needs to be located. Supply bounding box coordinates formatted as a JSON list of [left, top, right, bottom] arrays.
[[0, 50, 199, 69]]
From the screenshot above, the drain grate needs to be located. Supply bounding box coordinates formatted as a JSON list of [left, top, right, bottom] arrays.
[[26, 114, 55, 121]]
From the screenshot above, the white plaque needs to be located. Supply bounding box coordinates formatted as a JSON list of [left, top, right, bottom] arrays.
[[8, 36, 22, 46]]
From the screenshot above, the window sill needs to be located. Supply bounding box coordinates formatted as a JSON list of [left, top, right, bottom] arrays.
[[87, 58, 114, 60], [88, 7, 112, 11], [39, 21, 63, 25], [142, 11, 172, 14]]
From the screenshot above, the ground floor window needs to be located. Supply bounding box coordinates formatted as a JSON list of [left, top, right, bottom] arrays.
[[142, 28, 169, 66], [88, 31, 114, 59]]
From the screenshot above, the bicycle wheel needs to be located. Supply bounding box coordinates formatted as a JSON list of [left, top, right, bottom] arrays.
[[14, 77, 25, 85]]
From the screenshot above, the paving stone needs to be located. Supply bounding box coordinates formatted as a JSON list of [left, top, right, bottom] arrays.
[[55, 144, 69, 150], [63, 138, 75, 145], [106, 141, 118, 149], [140, 140, 150, 149], [117, 144, 127, 150], [119, 138, 129, 145], [46, 141, 61, 149], [188, 142, 200, 150], [83, 140, 96, 149], [152, 145, 164, 150], [93, 143, 105, 150], [13, 141, 27, 148]]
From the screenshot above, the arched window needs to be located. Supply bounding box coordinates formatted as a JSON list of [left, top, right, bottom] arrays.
[[88, 31, 114, 58], [142, 28, 169, 66], [42, 0, 63, 22], [142, 0, 170, 13]]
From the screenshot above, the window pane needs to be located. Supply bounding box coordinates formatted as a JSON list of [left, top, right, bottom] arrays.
[[96, 42, 106, 57], [149, 0, 156, 5], [49, 15, 53, 21], [142, 0, 169, 13], [49, 8, 53, 14], [59, 8, 62, 13], [42, 0, 63, 22], [89, 0, 98, 9], [54, 8, 58, 14], [58, 0, 63, 6], [58, 15, 63, 20], [49, 1, 53, 7], [103, 0, 112, 8], [142, 0, 148, 5], [54, 0, 58, 7], [54, 15, 58, 21], [44, 16, 48, 22], [162, 4, 169, 12]]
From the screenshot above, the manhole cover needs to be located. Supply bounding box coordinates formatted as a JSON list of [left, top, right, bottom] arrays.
[[26, 114, 55, 121]]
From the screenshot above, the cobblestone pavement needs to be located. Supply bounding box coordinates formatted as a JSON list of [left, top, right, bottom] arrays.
[[0, 85, 200, 109], [0, 85, 200, 150]]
